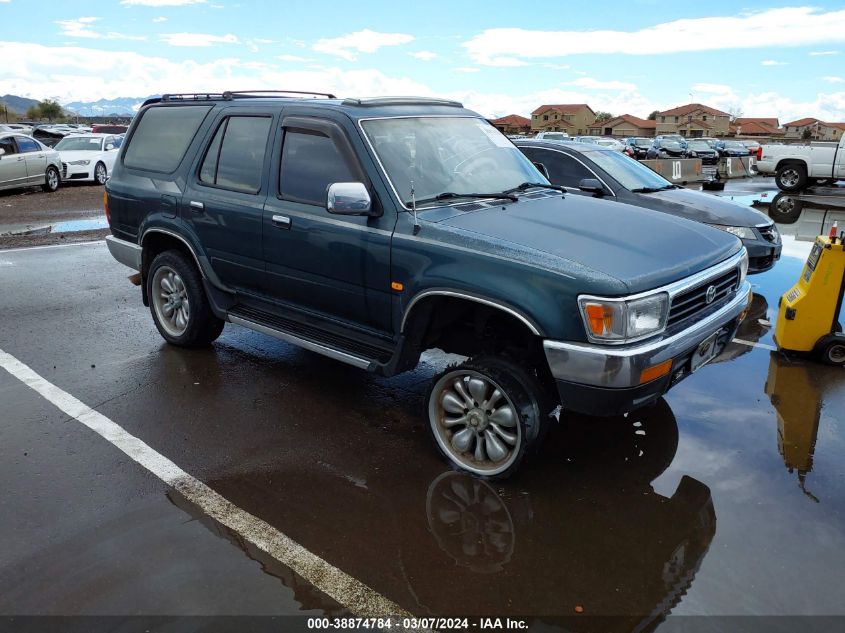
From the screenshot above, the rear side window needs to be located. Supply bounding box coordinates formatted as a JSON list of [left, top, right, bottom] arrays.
[[199, 116, 272, 194], [279, 129, 355, 205], [123, 105, 212, 173]]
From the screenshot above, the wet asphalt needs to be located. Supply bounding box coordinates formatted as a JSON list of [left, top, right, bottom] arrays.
[[1, 184, 845, 632]]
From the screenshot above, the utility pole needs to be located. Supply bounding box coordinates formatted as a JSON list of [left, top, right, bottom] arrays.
[[1, 104, 7, 123]]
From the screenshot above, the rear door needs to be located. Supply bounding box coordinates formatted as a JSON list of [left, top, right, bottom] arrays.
[[0, 136, 28, 188], [182, 109, 276, 293], [16, 135, 47, 184], [261, 114, 393, 333]]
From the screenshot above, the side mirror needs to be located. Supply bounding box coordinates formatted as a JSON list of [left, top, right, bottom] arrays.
[[578, 178, 605, 196], [105, 143, 115, 151], [533, 162, 550, 180], [327, 182, 378, 216]]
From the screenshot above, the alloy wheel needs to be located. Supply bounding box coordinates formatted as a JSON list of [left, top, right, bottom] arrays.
[[151, 266, 191, 337]]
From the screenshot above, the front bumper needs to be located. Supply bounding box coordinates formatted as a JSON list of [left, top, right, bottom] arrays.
[[544, 281, 752, 416], [743, 234, 782, 274], [61, 162, 94, 181]]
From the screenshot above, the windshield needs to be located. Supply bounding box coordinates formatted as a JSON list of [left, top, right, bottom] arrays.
[[55, 136, 103, 151], [633, 138, 651, 147], [362, 117, 546, 206], [659, 140, 683, 149], [589, 149, 672, 191], [543, 132, 567, 140], [687, 141, 711, 151], [723, 141, 745, 149]]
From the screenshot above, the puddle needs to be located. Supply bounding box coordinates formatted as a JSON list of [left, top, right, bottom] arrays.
[[0, 217, 108, 236]]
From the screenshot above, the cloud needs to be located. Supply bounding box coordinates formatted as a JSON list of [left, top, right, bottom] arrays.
[[823, 76, 845, 83], [761, 60, 787, 66], [454, 67, 480, 73], [810, 50, 839, 56], [566, 77, 636, 91], [55, 16, 146, 41], [122, 0, 206, 5], [0, 40, 432, 104], [159, 32, 238, 46], [410, 50, 437, 61], [462, 7, 845, 65], [313, 29, 414, 61], [152, 16, 167, 22]]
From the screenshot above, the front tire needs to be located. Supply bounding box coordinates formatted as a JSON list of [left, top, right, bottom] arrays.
[[42, 166, 60, 192], [94, 162, 107, 185], [147, 250, 224, 347], [769, 192, 803, 224], [775, 163, 807, 192], [427, 355, 552, 479]]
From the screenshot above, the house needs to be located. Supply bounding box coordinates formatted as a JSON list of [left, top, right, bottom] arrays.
[[732, 117, 783, 137], [586, 114, 656, 137], [489, 114, 532, 135], [782, 118, 845, 141], [655, 103, 731, 137], [530, 104, 596, 136]]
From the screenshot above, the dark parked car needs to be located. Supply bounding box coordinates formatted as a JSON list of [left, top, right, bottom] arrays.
[[624, 137, 652, 159], [516, 139, 781, 273], [104, 92, 750, 478], [685, 139, 719, 165], [716, 140, 751, 157], [647, 138, 688, 159]]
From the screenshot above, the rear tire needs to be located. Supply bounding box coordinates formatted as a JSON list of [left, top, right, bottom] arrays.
[[769, 192, 802, 224], [147, 250, 224, 347], [426, 355, 553, 479], [42, 166, 60, 192], [775, 163, 807, 192]]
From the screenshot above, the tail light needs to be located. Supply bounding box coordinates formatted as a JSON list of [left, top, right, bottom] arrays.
[[103, 190, 110, 225], [756, 146, 762, 161]]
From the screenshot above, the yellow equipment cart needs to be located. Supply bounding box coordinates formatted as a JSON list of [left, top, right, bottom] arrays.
[[774, 235, 845, 365]]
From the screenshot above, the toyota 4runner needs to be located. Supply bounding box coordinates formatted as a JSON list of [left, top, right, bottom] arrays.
[[105, 91, 751, 478]]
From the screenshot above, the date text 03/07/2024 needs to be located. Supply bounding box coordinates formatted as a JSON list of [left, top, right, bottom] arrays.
[[306, 617, 529, 630]]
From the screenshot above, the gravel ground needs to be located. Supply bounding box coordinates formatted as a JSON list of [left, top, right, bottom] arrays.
[[0, 183, 107, 249]]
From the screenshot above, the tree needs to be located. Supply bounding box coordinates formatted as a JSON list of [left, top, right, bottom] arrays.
[[26, 105, 42, 120], [802, 128, 813, 140], [727, 105, 744, 123], [38, 99, 64, 122], [594, 111, 613, 123], [647, 110, 659, 120]]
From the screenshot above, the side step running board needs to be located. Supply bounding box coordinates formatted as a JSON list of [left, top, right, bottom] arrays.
[[226, 304, 395, 371], [228, 314, 373, 369]]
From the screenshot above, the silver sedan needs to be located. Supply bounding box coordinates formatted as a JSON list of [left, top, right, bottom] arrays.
[[0, 133, 62, 192]]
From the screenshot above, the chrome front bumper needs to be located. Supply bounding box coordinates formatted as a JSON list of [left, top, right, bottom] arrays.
[[106, 235, 142, 271], [543, 281, 752, 390]]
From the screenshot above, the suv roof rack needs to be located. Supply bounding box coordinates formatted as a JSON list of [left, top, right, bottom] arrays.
[[143, 90, 337, 107], [341, 96, 463, 108]]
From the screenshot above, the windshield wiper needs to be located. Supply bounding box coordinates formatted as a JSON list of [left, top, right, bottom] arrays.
[[408, 191, 518, 206], [501, 182, 567, 194], [631, 184, 676, 193]]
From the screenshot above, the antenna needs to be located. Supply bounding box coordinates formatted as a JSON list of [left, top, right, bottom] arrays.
[[411, 180, 420, 235]]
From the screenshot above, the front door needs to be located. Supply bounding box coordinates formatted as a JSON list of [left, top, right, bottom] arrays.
[[15, 135, 47, 185], [261, 115, 393, 333], [182, 110, 275, 293], [0, 136, 28, 188]]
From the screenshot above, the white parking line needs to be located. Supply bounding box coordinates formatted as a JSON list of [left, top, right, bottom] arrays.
[[0, 348, 413, 623], [0, 240, 104, 255]]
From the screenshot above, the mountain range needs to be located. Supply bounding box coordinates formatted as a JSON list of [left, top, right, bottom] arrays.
[[0, 94, 154, 117]]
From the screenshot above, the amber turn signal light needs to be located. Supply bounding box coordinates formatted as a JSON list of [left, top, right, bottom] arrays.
[[391, 281, 404, 291], [639, 359, 673, 385], [584, 303, 613, 336]]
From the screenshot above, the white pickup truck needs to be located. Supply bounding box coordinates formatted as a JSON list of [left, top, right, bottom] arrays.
[[757, 137, 845, 191]]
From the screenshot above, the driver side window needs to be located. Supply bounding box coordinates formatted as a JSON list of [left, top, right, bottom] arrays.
[[279, 129, 356, 206], [524, 149, 593, 188]]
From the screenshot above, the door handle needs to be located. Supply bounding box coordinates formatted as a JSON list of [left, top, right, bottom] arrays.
[[189, 201, 204, 212], [272, 214, 291, 229]]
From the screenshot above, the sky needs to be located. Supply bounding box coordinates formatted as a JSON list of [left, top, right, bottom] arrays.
[[2, 0, 845, 123]]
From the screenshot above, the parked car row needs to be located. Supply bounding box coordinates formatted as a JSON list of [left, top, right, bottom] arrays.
[[0, 131, 123, 193]]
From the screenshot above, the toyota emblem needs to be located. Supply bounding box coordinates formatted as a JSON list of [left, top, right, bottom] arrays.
[[705, 285, 717, 304]]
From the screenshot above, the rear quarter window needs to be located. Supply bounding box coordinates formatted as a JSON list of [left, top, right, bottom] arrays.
[[123, 105, 212, 173]]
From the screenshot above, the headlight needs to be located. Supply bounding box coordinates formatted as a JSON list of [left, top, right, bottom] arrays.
[[578, 292, 669, 343], [739, 249, 749, 284], [69, 159, 91, 165], [712, 225, 755, 240]]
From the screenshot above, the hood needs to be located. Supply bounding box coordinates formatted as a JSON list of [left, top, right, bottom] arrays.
[[57, 150, 103, 160], [643, 188, 772, 227], [426, 194, 741, 294]]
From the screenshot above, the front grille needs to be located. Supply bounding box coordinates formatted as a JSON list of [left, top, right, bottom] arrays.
[[667, 269, 739, 327], [61, 162, 68, 179], [758, 225, 778, 243]]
